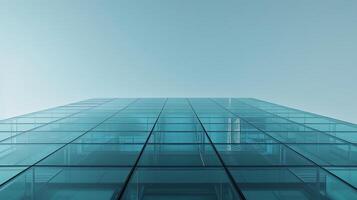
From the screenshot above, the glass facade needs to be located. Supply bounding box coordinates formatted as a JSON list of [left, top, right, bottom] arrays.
[[0, 98, 356, 199]]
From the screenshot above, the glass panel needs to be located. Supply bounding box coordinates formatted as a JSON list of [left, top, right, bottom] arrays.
[[203, 123, 248, 132], [244, 117, 290, 123], [288, 117, 334, 124], [2, 131, 83, 144], [327, 167, 357, 188], [2, 117, 58, 123], [160, 113, 196, 117], [121, 167, 241, 200], [251, 123, 313, 132], [229, 167, 357, 199], [199, 117, 242, 124], [305, 123, 357, 132], [0, 167, 130, 200], [324, 132, 357, 143], [289, 144, 357, 166], [0, 132, 20, 142], [0, 123, 43, 132], [215, 144, 313, 166], [148, 132, 210, 143], [56, 117, 107, 123], [0, 144, 61, 166], [157, 117, 199, 123], [94, 123, 154, 132], [138, 144, 221, 166], [35, 123, 97, 132], [38, 144, 143, 166], [208, 131, 276, 144], [105, 117, 157, 124], [75, 131, 150, 143], [266, 131, 343, 143], [153, 124, 203, 132], [0, 167, 26, 184]]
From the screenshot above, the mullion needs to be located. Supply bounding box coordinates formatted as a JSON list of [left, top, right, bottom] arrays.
[[187, 98, 247, 200], [115, 98, 168, 200]]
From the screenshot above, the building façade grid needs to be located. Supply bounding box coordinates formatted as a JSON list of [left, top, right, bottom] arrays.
[[0, 98, 356, 200]]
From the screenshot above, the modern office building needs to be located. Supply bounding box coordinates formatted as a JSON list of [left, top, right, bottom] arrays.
[[0, 98, 356, 199]]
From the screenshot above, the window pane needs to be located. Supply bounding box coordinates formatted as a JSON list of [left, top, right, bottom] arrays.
[[0, 167, 130, 200], [138, 144, 221, 166], [38, 144, 143, 166], [121, 167, 241, 200]]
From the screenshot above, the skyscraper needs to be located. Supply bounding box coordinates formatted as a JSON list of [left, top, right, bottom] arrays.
[[0, 98, 356, 199]]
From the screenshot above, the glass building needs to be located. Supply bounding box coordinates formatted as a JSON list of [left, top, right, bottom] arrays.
[[0, 98, 356, 200]]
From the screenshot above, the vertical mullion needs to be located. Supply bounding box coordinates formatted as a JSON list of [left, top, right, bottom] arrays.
[[116, 98, 168, 200], [186, 98, 247, 200]]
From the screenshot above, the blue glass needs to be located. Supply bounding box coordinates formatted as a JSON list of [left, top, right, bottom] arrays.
[[35, 123, 97, 132], [304, 123, 357, 132], [0, 123, 44, 132], [121, 167, 241, 200], [38, 144, 143, 166], [0, 132, 20, 141], [0, 144, 61, 166], [289, 144, 357, 166], [203, 122, 259, 132], [266, 131, 344, 143], [215, 144, 313, 166], [94, 123, 154, 132], [208, 131, 276, 144], [327, 167, 357, 188], [0, 167, 130, 200], [157, 117, 199, 123], [325, 131, 357, 143], [153, 123, 203, 132], [0, 167, 26, 184], [148, 131, 210, 143], [2, 131, 84, 144], [75, 131, 150, 143], [0, 98, 356, 199], [138, 144, 221, 166], [229, 167, 357, 199]]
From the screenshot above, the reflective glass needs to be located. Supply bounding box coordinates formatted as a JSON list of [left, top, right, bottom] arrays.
[[289, 144, 357, 166], [230, 167, 357, 200], [208, 131, 276, 144], [266, 131, 343, 143], [327, 167, 357, 188], [0, 98, 356, 199], [138, 144, 221, 166], [2, 131, 83, 144], [0, 167, 26, 184], [0, 167, 130, 200], [148, 131, 210, 143], [38, 144, 143, 166], [153, 123, 203, 132], [94, 123, 154, 132], [215, 144, 313, 166], [75, 131, 150, 143], [121, 167, 241, 200], [0, 144, 61, 166]]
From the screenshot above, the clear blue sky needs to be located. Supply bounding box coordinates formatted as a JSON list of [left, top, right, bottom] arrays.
[[0, 0, 356, 123]]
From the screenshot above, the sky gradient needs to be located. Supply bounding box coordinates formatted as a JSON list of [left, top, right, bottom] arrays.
[[0, 0, 357, 123]]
